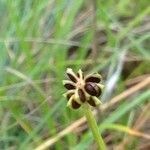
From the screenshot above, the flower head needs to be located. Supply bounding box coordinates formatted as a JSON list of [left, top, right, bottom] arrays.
[[63, 68, 104, 109]]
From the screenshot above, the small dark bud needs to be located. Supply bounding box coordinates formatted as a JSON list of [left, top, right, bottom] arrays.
[[64, 83, 75, 90], [78, 89, 86, 102], [87, 97, 96, 107], [67, 73, 77, 83], [85, 74, 101, 83], [66, 68, 77, 83], [66, 91, 74, 101], [72, 100, 81, 109], [85, 82, 100, 97]]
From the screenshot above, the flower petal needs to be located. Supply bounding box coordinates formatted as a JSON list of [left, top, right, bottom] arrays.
[[84, 82, 101, 97], [85, 73, 102, 83], [66, 68, 77, 83], [63, 90, 75, 101], [63, 80, 76, 90], [74, 90, 82, 104], [87, 97, 96, 106], [97, 83, 104, 90], [78, 89, 86, 102], [72, 100, 81, 109], [77, 69, 84, 79], [87, 96, 101, 107], [67, 95, 81, 109]]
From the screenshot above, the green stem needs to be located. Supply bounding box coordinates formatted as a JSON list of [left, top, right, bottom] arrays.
[[82, 103, 106, 150]]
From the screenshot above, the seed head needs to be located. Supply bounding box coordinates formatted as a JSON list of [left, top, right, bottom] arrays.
[[63, 68, 104, 109]]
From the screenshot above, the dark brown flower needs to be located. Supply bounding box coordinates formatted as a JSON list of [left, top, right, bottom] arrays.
[[63, 68, 104, 109]]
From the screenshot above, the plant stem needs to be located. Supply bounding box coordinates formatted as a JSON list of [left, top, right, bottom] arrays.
[[82, 103, 106, 150]]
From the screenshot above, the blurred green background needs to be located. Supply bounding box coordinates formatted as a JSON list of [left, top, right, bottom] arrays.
[[0, 0, 150, 150]]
